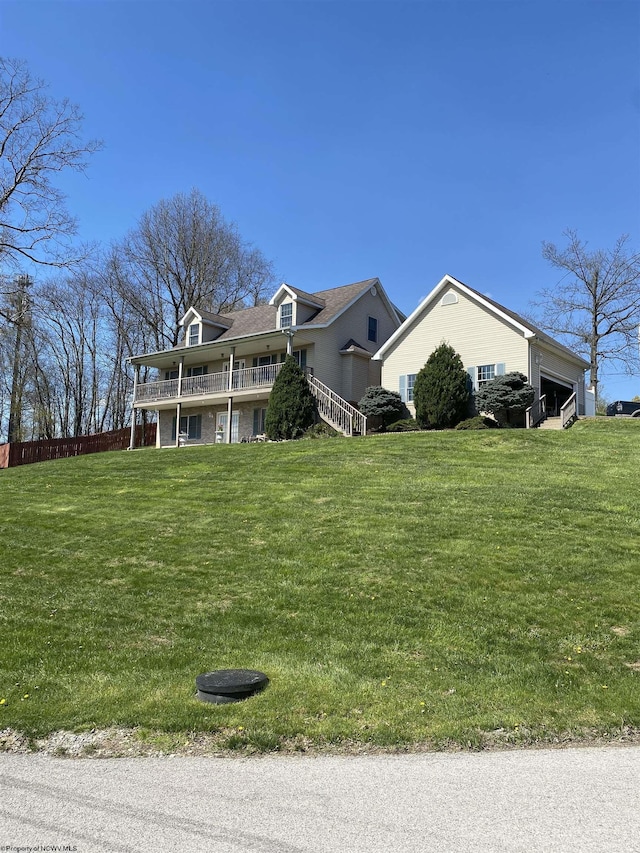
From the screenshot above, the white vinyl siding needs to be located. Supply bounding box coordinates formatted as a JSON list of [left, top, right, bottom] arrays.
[[310, 288, 399, 400], [381, 286, 528, 409]]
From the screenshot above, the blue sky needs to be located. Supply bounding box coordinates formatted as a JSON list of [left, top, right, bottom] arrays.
[[2, 0, 639, 399]]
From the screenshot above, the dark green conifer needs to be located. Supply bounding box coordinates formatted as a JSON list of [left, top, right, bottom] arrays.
[[265, 355, 317, 440]]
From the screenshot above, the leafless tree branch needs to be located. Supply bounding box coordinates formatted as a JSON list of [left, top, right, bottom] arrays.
[[0, 56, 102, 270], [532, 229, 640, 402]]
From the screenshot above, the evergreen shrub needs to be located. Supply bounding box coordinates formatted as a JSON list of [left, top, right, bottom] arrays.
[[264, 355, 317, 440], [413, 343, 470, 429], [474, 372, 535, 427], [357, 386, 405, 432]]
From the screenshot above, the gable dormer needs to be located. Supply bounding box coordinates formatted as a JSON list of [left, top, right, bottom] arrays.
[[179, 307, 233, 345], [269, 283, 326, 329]]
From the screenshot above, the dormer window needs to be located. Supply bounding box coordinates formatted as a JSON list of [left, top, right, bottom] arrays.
[[279, 302, 293, 329], [188, 323, 200, 346]]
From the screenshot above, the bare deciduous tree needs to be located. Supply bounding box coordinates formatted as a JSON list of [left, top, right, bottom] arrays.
[[533, 230, 640, 403], [109, 189, 276, 348], [0, 57, 102, 270]]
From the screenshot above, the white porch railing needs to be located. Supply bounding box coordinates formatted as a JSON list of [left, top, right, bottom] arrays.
[[135, 363, 284, 404], [525, 393, 547, 429], [561, 392, 577, 428], [307, 375, 367, 436], [134, 362, 368, 438]]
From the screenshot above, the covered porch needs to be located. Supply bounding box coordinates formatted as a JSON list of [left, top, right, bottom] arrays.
[[128, 327, 306, 447]]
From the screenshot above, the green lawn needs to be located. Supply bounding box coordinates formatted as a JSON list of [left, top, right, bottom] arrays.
[[1, 418, 639, 752]]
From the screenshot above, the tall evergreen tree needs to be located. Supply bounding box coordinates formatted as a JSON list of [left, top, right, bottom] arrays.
[[413, 343, 470, 429], [265, 355, 317, 440]]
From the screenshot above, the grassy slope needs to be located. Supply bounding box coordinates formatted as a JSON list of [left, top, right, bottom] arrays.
[[1, 418, 639, 751]]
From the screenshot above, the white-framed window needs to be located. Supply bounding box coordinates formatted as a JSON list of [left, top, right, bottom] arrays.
[[186, 365, 208, 377], [171, 413, 202, 440], [253, 407, 267, 435], [280, 302, 293, 328], [217, 410, 240, 443], [188, 323, 200, 346], [164, 368, 179, 380], [368, 316, 378, 343], [253, 355, 279, 367], [407, 374, 417, 402], [477, 364, 496, 386]]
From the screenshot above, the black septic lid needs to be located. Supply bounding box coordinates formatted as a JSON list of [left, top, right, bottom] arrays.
[[195, 669, 268, 703]]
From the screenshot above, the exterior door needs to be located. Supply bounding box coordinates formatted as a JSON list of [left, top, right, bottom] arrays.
[[216, 411, 240, 443]]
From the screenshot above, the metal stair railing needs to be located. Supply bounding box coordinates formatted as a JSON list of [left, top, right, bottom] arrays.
[[306, 374, 367, 436]]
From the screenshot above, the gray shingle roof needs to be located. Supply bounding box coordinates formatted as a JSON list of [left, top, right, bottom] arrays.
[[206, 278, 378, 341], [198, 309, 233, 328], [283, 284, 326, 306]]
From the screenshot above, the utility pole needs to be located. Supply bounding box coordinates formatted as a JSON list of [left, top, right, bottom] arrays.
[[6, 274, 33, 443]]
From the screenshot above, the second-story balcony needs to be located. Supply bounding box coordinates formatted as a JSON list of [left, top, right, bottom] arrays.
[[134, 362, 286, 408]]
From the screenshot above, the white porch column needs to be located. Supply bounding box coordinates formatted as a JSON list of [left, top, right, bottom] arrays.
[[283, 328, 295, 356], [227, 348, 235, 390], [226, 396, 233, 444], [175, 401, 182, 447], [177, 356, 185, 396], [128, 364, 140, 450], [225, 348, 235, 444], [175, 356, 185, 447]]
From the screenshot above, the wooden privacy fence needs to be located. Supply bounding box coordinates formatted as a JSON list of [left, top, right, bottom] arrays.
[[0, 424, 156, 469]]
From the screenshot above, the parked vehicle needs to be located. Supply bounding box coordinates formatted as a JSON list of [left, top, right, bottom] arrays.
[[606, 400, 640, 417]]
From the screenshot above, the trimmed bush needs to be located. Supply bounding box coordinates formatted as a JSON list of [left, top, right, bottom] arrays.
[[386, 418, 420, 432], [455, 415, 499, 430], [474, 371, 535, 427], [358, 386, 406, 432], [413, 343, 470, 429], [265, 355, 317, 440], [304, 423, 339, 439]]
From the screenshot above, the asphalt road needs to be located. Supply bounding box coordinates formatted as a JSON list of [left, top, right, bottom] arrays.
[[1, 746, 639, 852]]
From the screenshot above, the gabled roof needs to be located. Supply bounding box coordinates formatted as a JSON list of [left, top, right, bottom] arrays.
[[339, 338, 371, 356], [180, 307, 233, 330], [188, 278, 398, 343], [130, 278, 402, 364], [374, 274, 589, 368], [299, 278, 402, 329], [269, 283, 326, 309]]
